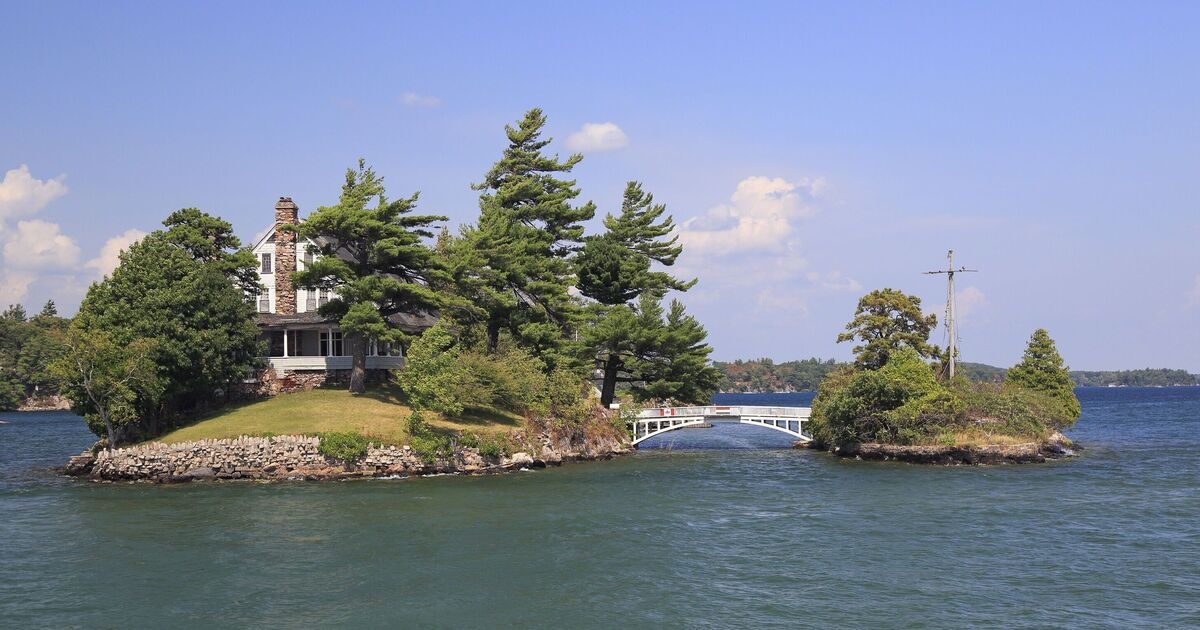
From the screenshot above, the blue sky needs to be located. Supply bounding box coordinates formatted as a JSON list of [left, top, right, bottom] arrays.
[[2, 1, 1197, 371]]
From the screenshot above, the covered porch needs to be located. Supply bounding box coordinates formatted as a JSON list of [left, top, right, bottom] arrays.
[[255, 313, 404, 377]]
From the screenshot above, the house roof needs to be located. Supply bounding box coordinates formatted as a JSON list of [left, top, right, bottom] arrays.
[[255, 310, 437, 333]]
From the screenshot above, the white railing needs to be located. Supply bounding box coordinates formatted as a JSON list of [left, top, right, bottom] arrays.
[[636, 405, 810, 419], [264, 355, 405, 375]]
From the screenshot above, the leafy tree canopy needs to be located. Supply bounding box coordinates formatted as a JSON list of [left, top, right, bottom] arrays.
[[71, 209, 261, 437]]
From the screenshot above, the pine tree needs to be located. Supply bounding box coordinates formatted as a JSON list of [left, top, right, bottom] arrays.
[[1006, 328, 1081, 422], [576, 181, 703, 405], [461, 108, 595, 367], [293, 160, 457, 393], [837, 288, 939, 370]]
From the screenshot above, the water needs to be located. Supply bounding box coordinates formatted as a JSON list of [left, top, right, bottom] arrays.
[[2, 388, 1198, 628]]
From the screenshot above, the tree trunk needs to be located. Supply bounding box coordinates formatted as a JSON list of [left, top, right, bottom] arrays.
[[600, 353, 621, 407], [486, 321, 501, 354], [348, 334, 367, 393]]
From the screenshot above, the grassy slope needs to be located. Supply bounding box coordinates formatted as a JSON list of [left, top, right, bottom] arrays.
[[156, 382, 523, 445]]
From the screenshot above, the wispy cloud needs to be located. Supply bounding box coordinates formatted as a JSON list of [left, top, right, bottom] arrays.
[[565, 122, 629, 153], [674, 175, 854, 318], [399, 92, 442, 108], [956, 285, 988, 322]]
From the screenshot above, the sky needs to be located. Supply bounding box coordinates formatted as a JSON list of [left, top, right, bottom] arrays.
[[2, 1, 1198, 371]]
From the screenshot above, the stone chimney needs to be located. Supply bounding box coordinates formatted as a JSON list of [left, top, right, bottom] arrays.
[[274, 197, 298, 315]]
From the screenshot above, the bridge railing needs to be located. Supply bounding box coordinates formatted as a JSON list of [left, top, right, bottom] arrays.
[[635, 405, 810, 419]]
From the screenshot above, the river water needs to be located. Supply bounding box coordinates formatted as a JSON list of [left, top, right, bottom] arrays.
[[1, 388, 1197, 628]]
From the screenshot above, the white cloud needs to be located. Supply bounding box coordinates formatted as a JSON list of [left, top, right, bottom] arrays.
[[86, 228, 148, 277], [672, 174, 856, 322], [678, 175, 821, 256], [3, 219, 81, 270], [0, 165, 68, 220], [0, 270, 35, 307], [956, 285, 988, 322], [399, 92, 442, 108], [565, 122, 629, 153]]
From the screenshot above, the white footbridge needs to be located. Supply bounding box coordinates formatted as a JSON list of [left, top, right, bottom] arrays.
[[633, 405, 812, 446]]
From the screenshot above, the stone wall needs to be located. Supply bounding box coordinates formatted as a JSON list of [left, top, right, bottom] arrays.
[[232, 368, 389, 400], [68, 425, 632, 482]]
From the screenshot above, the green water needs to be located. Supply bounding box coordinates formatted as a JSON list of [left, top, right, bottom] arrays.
[[2, 388, 1198, 628]]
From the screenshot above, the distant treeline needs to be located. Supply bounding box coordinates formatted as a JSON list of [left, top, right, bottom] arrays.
[[718, 358, 1198, 392], [714, 358, 841, 392], [0, 301, 68, 410], [959, 362, 1198, 387]]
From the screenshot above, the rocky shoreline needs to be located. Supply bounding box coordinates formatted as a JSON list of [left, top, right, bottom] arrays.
[[62, 427, 632, 483], [806, 432, 1079, 465], [17, 395, 71, 411]]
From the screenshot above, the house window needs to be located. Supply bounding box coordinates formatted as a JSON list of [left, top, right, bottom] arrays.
[[303, 248, 315, 266], [318, 288, 329, 307], [320, 331, 344, 356], [305, 289, 317, 312], [258, 288, 270, 313], [261, 253, 273, 274], [371, 341, 403, 357]]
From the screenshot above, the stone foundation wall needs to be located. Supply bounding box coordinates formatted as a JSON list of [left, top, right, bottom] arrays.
[[70, 425, 632, 483], [233, 368, 392, 400]]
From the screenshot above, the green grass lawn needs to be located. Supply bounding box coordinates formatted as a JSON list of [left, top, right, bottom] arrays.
[[155, 382, 524, 445]]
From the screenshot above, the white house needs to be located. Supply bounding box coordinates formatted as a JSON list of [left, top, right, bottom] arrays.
[[248, 197, 433, 382]]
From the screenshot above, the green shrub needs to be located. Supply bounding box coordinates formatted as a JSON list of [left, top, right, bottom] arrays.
[[396, 323, 467, 415], [405, 410, 453, 463], [318, 431, 370, 461]]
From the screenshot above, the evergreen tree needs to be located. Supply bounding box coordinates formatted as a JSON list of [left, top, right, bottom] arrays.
[[38, 300, 57, 318], [627, 297, 722, 404], [292, 160, 457, 393], [837, 288, 939, 370], [576, 181, 702, 405], [459, 108, 595, 365], [1006, 328, 1081, 422], [2, 304, 27, 323]]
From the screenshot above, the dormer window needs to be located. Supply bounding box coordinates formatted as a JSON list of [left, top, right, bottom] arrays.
[[261, 253, 273, 274]]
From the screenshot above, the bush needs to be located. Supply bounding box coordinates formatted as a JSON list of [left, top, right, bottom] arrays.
[[405, 411, 453, 463], [318, 431, 370, 461], [396, 323, 468, 415]]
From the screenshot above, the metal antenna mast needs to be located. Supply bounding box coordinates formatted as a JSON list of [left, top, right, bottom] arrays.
[[923, 250, 977, 379]]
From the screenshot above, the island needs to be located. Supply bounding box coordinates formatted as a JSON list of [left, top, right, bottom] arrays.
[[803, 288, 1081, 465]]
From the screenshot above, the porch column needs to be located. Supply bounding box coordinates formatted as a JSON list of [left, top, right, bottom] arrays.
[[327, 326, 333, 356], [283, 327, 289, 357]]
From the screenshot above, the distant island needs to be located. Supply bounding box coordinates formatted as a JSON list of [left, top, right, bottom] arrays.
[[716, 358, 1198, 392]]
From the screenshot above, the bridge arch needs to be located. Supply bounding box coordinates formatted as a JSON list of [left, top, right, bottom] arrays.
[[631, 406, 812, 446]]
